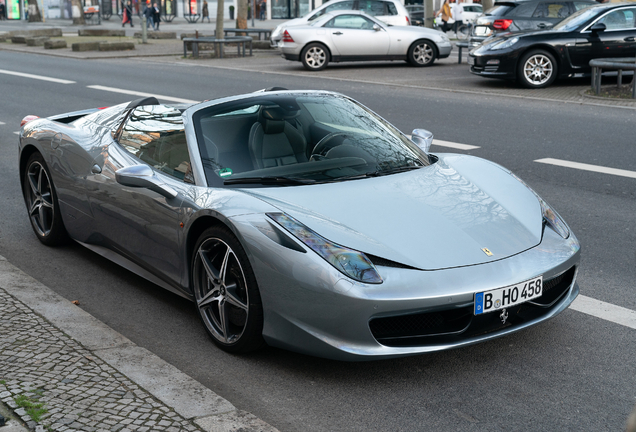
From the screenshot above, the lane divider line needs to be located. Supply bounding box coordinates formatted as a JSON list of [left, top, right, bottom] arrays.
[[13, 131, 20, 135], [407, 136, 480, 151], [535, 158, 636, 180], [433, 139, 480, 151], [87, 85, 199, 104], [0, 68, 76, 84], [0, 121, 5, 125], [571, 295, 636, 330]]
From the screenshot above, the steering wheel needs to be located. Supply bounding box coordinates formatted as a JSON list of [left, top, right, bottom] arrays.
[[310, 132, 361, 161]]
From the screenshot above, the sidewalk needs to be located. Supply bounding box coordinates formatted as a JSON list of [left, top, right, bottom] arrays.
[[0, 254, 279, 432]]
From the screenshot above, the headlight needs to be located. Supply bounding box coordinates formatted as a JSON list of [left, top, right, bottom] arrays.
[[509, 173, 570, 239], [489, 37, 519, 51], [267, 213, 383, 284]]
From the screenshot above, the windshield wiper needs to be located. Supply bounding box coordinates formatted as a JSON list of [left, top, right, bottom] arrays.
[[371, 165, 422, 176], [224, 176, 317, 185]]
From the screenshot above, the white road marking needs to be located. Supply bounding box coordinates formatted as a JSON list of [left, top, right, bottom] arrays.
[[0, 69, 76, 84], [87, 85, 199, 104], [433, 139, 480, 151], [535, 158, 636, 180], [0, 121, 5, 125], [571, 295, 636, 330], [406, 136, 480, 151], [13, 131, 20, 135]]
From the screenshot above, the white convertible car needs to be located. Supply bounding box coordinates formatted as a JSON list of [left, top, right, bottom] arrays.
[[278, 10, 452, 70]]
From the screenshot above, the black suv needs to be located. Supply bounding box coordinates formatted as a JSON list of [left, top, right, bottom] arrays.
[[469, 0, 596, 46]]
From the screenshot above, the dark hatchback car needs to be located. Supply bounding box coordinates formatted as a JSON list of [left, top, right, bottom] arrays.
[[469, 0, 596, 46], [468, 3, 636, 88]]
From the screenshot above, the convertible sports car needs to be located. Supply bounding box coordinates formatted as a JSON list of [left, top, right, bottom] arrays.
[[19, 89, 580, 361], [278, 10, 452, 70]]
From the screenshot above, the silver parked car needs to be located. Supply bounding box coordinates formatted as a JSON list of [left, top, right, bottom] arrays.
[[270, 0, 412, 47], [19, 89, 580, 361], [279, 11, 452, 70]]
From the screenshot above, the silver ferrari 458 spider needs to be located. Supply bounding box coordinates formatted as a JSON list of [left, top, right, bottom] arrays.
[[18, 89, 580, 361]]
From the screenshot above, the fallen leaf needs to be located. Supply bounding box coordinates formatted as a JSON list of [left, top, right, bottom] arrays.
[[71, 300, 80, 305]]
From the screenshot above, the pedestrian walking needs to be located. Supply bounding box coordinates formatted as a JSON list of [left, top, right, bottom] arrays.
[[152, 2, 160, 30], [259, 0, 266, 20], [143, 1, 154, 29], [451, 0, 464, 35], [202, 0, 210, 22], [436, 0, 451, 33], [0, 2, 5, 20], [122, 0, 134, 27]]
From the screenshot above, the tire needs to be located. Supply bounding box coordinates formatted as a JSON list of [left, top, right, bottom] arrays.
[[408, 39, 437, 67], [301, 43, 329, 71], [191, 226, 265, 353], [22, 152, 69, 246], [517, 49, 558, 89]]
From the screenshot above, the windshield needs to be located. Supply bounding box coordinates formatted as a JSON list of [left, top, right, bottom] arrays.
[[552, 5, 601, 31], [192, 93, 430, 188]]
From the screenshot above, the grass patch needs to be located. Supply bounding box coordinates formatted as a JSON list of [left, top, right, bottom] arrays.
[[0, 380, 6, 385], [14, 393, 48, 423]]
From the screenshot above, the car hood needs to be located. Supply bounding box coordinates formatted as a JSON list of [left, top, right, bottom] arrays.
[[243, 154, 543, 270]]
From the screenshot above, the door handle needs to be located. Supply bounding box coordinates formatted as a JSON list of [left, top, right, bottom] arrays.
[[624, 36, 635, 42], [333, 31, 343, 35], [91, 164, 102, 174]]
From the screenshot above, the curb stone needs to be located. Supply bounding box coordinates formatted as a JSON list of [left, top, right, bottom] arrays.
[[0, 254, 279, 432]]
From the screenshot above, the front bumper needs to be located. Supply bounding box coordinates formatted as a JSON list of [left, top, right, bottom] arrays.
[[469, 46, 519, 79], [232, 213, 581, 361], [437, 42, 452, 59]]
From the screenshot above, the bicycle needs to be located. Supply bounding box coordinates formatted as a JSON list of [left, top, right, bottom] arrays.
[[456, 22, 474, 41]]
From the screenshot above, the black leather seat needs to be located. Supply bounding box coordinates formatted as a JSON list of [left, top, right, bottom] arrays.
[[248, 106, 308, 170]]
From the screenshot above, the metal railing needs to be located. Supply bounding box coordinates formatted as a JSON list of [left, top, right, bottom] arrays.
[[590, 57, 636, 99]]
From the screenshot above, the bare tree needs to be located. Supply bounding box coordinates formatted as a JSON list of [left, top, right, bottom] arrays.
[[236, 0, 247, 29], [71, 0, 86, 24], [27, 0, 42, 22]]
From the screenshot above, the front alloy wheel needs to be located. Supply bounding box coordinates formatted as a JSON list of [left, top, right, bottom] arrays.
[[301, 43, 329, 71], [192, 227, 264, 353], [408, 40, 436, 67], [518, 50, 557, 89]]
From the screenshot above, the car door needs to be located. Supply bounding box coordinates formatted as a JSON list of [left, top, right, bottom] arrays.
[[85, 104, 195, 287], [529, 1, 571, 30], [325, 14, 390, 57], [588, 6, 636, 58]]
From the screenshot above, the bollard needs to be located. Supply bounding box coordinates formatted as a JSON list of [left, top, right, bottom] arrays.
[[142, 16, 147, 44]]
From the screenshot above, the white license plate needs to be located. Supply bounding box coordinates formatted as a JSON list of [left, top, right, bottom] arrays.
[[467, 56, 475, 65], [474, 276, 543, 315], [474, 26, 490, 36]]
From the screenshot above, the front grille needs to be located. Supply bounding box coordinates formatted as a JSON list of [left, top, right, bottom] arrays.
[[369, 266, 576, 347]]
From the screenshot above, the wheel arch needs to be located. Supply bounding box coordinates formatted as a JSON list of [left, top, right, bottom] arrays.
[[408, 38, 439, 57], [301, 41, 332, 61], [515, 44, 562, 76], [19, 145, 41, 193]]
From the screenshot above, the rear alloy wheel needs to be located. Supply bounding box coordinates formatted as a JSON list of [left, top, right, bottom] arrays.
[[518, 50, 557, 89], [192, 226, 264, 353], [23, 152, 68, 246], [301, 43, 329, 71], [408, 40, 437, 67]]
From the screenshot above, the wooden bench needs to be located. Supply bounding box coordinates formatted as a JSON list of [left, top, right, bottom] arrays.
[[182, 36, 253, 58], [218, 28, 272, 41]]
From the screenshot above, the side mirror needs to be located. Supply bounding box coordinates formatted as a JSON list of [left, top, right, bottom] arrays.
[[590, 22, 606, 33], [411, 129, 434, 153], [115, 165, 178, 199], [373, 24, 381, 31]]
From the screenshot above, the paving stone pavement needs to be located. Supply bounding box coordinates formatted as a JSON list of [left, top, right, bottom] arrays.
[[0, 255, 279, 432], [0, 287, 201, 432]]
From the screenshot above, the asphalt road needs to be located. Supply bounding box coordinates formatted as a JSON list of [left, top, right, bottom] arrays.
[[0, 50, 634, 432]]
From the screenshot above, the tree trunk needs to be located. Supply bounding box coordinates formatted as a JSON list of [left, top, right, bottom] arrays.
[[71, 0, 85, 24], [236, 0, 247, 29], [215, 0, 224, 57], [27, 0, 42, 22]]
